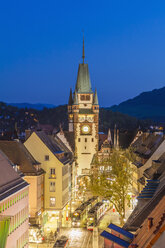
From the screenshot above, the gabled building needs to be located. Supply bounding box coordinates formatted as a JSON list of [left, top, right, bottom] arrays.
[[24, 131, 73, 227], [0, 150, 29, 248], [0, 140, 45, 225]]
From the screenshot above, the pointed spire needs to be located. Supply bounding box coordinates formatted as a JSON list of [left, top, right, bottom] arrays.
[[82, 33, 85, 64], [107, 128, 112, 144], [93, 88, 99, 105], [73, 91, 78, 105], [68, 88, 73, 105]]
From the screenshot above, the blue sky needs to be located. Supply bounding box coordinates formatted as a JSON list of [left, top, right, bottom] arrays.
[[0, 0, 165, 106]]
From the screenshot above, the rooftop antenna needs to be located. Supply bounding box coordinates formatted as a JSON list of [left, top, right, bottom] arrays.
[[82, 31, 85, 64]]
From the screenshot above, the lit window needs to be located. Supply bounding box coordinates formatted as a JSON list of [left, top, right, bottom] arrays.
[[50, 197, 56, 207], [50, 182, 55, 192], [45, 155, 49, 161], [50, 168, 56, 178]]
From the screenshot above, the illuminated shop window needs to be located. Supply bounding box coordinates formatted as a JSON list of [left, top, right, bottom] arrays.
[[50, 197, 56, 207]]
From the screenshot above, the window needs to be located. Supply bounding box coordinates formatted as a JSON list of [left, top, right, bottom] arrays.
[[78, 138, 81, 142], [81, 95, 85, 100], [85, 146, 86, 150], [50, 197, 56, 207], [50, 168, 56, 178], [45, 155, 49, 161], [85, 138, 87, 142], [86, 95, 90, 100], [91, 138, 94, 142], [50, 182, 55, 192]]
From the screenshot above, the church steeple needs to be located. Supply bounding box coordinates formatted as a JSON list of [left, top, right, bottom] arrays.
[[82, 35, 85, 64], [75, 37, 93, 93], [68, 88, 73, 105], [93, 88, 99, 105]]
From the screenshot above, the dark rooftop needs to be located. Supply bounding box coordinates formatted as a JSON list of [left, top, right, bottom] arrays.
[[0, 140, 43, 175], [0, 150, 29, 201]]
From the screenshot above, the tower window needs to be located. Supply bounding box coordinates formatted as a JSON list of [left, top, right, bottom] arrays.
[[91, 138, 94, 142], [81, 95, 85, 100], [85, 138, 87, 142], [86, 95, 90, 100], [78, 138, 81, 142], [85, 146, 86, 149]]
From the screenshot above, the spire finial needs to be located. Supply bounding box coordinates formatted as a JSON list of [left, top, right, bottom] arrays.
[[82, 32, 85, 64]]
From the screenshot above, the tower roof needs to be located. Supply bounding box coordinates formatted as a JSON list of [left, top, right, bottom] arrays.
[[75, 38, 93, 93], [93, 88, 99, 104], [75, 63, 93, 93]]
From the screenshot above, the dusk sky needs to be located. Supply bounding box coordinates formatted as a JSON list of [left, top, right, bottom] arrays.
[[1, 0, 165, 106]]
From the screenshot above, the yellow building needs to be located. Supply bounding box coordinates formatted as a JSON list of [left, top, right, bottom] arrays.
[[68, 39, 99, 176], [24, 131, 72, 228]]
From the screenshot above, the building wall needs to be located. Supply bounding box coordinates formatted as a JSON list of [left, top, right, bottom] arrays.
[[24, 133, 69, 211], [0, 188, 29, 248], [24, 174, 44, 221]]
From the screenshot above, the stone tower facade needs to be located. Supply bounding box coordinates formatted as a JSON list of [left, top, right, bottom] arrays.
[[68, 40, 99, 176]]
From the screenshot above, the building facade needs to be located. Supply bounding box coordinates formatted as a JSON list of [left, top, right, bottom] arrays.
[[68, 40, 99, 176], [24, 131, 73, 229], [0, 150, 29, 248]]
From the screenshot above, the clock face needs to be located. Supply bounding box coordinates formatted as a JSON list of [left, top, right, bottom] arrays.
[[82, 125, 90, 134]]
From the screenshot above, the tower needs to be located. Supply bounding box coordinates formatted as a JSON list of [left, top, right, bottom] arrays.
[[68, 38, 99, 176]]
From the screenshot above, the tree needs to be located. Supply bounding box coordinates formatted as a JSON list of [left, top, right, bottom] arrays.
[[90, 148, 136, 225]]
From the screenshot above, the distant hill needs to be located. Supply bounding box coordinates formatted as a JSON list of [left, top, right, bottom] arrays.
[[110, 86, 165, 122], [8, 103, 55, 110]]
